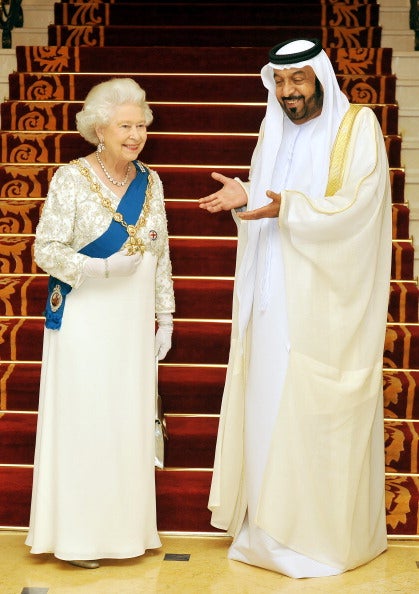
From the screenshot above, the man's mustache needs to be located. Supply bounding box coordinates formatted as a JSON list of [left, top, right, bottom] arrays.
[[282, 95, 304, 102]]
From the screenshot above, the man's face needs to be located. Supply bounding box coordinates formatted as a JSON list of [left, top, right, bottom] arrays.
[[273, 65, 323, 124]]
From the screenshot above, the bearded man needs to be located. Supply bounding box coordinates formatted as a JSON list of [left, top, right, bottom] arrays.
[[198, 38, 392, 578]]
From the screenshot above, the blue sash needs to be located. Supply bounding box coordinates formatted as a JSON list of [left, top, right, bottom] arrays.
[[44, 160, 149, 330]]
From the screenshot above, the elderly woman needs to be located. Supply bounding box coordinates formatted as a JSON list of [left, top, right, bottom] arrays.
[[25, 78, 175, 568]]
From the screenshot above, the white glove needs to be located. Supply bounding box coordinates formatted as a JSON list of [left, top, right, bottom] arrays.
[[155, 312, 173, 361], [83, 250, 142, 279]]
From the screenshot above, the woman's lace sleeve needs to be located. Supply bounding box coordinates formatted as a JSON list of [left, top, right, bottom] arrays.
[[34, 166, 86, 287], [152, 172, 175, 314]]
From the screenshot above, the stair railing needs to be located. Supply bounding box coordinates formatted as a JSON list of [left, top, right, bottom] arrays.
[[0, 0, 23, 49]]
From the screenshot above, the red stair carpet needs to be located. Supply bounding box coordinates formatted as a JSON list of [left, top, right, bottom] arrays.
[[0, 0, 418, 537]]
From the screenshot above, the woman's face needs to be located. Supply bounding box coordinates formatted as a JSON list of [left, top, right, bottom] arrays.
[[97, 103, 148, 162]]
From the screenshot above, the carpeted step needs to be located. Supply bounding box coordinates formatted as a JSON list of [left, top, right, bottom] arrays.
[[159, 364, 226, 414], [47, 25, 382, 48], [0, 362, 227, 415], [0, 131, 402, 168], [8, 469, 413, 536], [0, 413, 37, 465], [1, 101, 267, 135], [151, 414, 218, 469], [0, 272, 416, 326], [0, 200, 42, 235], [0, 465, 221, 532], [0, 235, 239, 276], [392, 240, 415, 279], [0, 466, 33, 528], [0, 101, 400, 136], [57, 0, 378, 4], [1, 317, 417, 369], [384, 135, 401, 168], [0, 412, 219, 468], [7, 364, 417, 419], [0, 165, 407, 204], [384, 324, 419, 370], [0, 165, 248, 201], [1, 466, 418, 535], [53, 2, 379, 28], [174, 277, 235, 319], [155, 469, 220, 532], [392, 203, 411, 239], [0, 165, 56, 199], [0, 275, 47, 317], [0, 233, 411, 279], [0, 317, 232, 365], [0, 131, 257, 167], [0, 363, 40, 412], [0, 274, 236, 319], [7, 72, 397, 104], [5, 411, 419, 474], [385, 420, 419, 474], [384, 370, 419, 420], [15, 45, 393, 76], [0, 196, 410, 241], [387, 281, 419, 324], [0, 235, 413, 280], [0, 198, 238, 237], [385, 475, 419, 536], [3, 412, 418, 473], [0, 195, 410, 239], [390, 169, 406, 204]]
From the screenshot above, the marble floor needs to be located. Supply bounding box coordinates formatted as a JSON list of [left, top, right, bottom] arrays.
[[0, 531, 418, 593]]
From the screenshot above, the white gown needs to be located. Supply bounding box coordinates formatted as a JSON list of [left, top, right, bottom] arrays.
[[228, 122, 341, 576], [214, 111, 390, 576], [227, 218, 341, 577], [26, 160, 174, 560]]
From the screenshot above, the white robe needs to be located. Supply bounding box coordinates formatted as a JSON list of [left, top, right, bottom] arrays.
[[209, 107, 392, 577], [26, 160, 175, 560]]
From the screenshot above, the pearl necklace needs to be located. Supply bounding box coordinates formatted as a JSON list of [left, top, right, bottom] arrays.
[[72, 158, 151, 255], [96, 151, 131, 187]]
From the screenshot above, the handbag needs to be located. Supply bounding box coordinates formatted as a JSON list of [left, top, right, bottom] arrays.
[[155, 358, 168, 468]]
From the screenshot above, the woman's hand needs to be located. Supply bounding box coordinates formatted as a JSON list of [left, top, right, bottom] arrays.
[[82, 250, 142, 279], [198, 172, 247, 213], [237, 190, 281, 220], [155, 313, 173, 361]]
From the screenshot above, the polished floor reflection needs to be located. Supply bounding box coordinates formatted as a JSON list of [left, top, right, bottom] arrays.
[[1, 531, 418, 593]]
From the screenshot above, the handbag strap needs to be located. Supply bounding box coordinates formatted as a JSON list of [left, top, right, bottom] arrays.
[[155, 357, 159, 418]]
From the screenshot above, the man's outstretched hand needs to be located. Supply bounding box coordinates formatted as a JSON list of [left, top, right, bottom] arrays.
[[237, 190, 281, 220], [198, 172, 248, 213]]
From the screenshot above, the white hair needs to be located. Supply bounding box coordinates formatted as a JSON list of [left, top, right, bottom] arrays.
[[76, 77, 154, 145]]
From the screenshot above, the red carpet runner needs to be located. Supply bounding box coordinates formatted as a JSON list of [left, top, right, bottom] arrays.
[[0, 0, 418, 536]]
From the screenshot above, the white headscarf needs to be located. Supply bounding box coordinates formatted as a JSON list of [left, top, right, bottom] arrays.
[[236, 39, 350, 338]]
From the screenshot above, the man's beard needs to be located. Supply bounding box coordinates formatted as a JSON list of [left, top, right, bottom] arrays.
[[280, 87, 323, 123]]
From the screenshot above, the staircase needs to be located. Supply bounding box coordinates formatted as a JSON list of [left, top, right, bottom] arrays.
[[0, 0, 418, 538], [380, 0, 419, 283]]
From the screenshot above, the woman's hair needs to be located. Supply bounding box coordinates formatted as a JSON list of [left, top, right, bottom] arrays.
[[76, 77, 154, 145]]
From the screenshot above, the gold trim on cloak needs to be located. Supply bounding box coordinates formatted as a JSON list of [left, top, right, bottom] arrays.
[[326, 104, 364, 196]]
